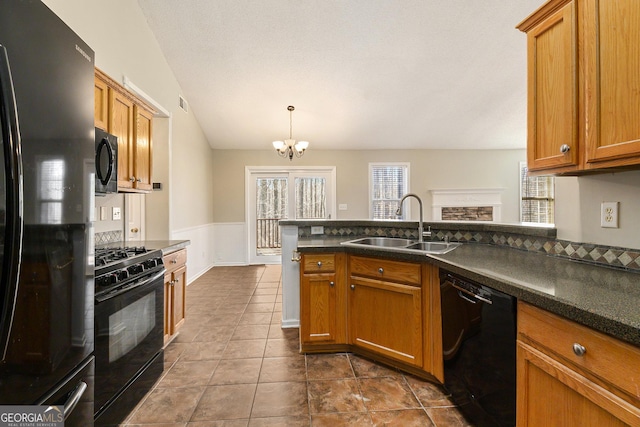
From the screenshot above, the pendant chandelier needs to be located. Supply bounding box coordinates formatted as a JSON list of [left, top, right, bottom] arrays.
[[272, 105, 309, 160]]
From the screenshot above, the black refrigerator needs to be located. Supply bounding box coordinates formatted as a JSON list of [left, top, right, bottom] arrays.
[[0, 0, 95, 424]]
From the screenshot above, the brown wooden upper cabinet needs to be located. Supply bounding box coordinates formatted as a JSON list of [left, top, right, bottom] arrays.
[[518, 0, 640, 174], [94, 68, 154, 191]]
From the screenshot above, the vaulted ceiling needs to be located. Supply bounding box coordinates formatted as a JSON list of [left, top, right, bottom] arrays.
[[136, 0, 541, 151]]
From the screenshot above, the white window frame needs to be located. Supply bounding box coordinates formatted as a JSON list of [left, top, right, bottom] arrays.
[[245, 166, 337, 265], [368, 162, 410, 220], [519, 161, 555, 224]]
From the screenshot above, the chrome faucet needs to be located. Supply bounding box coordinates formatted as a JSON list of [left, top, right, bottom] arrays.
[[396, 193, 426, 242]]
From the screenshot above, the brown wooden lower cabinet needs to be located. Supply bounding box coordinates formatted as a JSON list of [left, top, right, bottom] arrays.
[[163, 249, 187, 344], [299, 252, 443, 381], [300, 253, 346, 347], [517, 302, 640, 426], [349, 275, 422, 367]]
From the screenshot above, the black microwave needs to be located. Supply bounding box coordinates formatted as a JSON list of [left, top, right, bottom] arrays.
[[95, 128, 118, 195]]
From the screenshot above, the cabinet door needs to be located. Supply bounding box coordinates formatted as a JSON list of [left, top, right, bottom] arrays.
[[525, 2, 578, 172], [171, 265, 186, 334], [300, 273, 338, 344], [584, 0, 640, 167], [349, 276, 422, 366], [94, 75, 109, 131], [134, 105, 153, 191], [517, 341, 638, 426], [110, 91, 134, 189]]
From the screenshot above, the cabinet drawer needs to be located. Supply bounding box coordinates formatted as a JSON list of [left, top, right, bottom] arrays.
[[163, 248, 187, 273], [349, 255, 421, 285], [303, 254, 335, 273], [518, 301, 640, 401]]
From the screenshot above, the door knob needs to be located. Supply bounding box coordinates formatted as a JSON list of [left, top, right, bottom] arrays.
[[131, 228, 139, 233]]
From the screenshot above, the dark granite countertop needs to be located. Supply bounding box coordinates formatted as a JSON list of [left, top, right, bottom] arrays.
[[296, 237, 640, 347], [98, 240, 190, 255]]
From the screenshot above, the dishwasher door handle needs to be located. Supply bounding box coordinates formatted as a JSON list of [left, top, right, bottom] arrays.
[[450, 281, 493, 305]]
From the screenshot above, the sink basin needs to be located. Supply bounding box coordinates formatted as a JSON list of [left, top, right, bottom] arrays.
[[404, 241, 461, 254], [341, 237, 460, 254], [347, 237, 416, 247]]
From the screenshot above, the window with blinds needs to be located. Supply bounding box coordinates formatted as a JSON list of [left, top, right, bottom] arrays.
[[370, 163, 409, 219], [520, 162, 554, 224]]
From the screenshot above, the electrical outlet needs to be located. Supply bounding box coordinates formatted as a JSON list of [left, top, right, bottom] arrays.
[[311, 226, 324, 235], [339, 204, 348, 211], [600, 202, 619, 228], [112, 207, 121, 220]]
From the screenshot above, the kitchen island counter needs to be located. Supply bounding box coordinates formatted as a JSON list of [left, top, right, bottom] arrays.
[[296, 237, 640, 348]]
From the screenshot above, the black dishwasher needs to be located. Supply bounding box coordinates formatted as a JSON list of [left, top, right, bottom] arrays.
[[440, 271, 516, 427]]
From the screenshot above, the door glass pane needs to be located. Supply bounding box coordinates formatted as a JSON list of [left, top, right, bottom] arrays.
[[295, 177, 326, 219], [255, 178, 287, 256]]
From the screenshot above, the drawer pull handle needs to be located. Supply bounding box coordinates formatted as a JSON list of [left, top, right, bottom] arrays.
[[317, 261, 323, 267], [572, 343, 586, 356], [350, 284, 355, 290], [378, 267, 384, 274], [329, 281, 334, 287]]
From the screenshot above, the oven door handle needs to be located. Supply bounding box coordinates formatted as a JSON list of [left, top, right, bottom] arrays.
[[96, 269, 165, 303], [62, 380, 87, 420]]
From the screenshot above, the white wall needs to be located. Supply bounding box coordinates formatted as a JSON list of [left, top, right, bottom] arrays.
[[555, 170, 640, 248]]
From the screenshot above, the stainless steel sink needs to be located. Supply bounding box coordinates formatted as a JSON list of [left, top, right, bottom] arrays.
[[346, 237, 416, 247], [341, 237, 460, 254], [404, 241, 461, 254]]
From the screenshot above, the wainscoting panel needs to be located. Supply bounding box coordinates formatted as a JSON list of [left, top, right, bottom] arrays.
[[172, 223, 215, 283], [211, 222, 248, 266]]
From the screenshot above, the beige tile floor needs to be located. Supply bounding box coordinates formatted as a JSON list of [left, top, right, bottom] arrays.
[[122, 265, 473, 426]]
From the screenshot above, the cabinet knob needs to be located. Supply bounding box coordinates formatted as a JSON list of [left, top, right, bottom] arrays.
[[560, 144, 571, 154], [378, 267, 384, 274], [130, 176, 136, 182], [171, 259, 177, 264], [137, 178, 142, 182], [174, 277, 179, 283], [350, 284, 355, 290], [170, 280, 175, 286], [329, 281, 334, 287], [317, 261, 323, 267], [572, 343, 586, 356]]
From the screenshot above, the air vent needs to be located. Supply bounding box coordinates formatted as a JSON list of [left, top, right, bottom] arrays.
[[178, 95, 188, 113]]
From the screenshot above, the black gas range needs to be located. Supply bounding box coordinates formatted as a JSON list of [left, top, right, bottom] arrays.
[[94, 245, 166, 425], [94, 246, 165, 301]]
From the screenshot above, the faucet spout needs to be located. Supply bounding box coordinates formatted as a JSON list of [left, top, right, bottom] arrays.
[[397, 193, 424, 242]]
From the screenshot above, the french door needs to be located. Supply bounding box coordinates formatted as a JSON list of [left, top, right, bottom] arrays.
[[247, 167, 335, 264]]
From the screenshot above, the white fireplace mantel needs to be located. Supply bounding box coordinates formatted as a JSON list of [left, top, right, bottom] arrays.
[[430, 188, 503, 222]]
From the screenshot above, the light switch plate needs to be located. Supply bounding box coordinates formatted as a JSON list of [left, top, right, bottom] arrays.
[[112, 207, 121, 220], [600, 202, 618, 228]]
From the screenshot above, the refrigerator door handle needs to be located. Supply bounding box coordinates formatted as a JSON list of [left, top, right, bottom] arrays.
[[62, 381, 87, 420], [0, 46, 24, 360]]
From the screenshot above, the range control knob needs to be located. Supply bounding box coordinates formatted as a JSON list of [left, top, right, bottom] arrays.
[[142, 259, 158, 269], [127, 264, 144, 275]]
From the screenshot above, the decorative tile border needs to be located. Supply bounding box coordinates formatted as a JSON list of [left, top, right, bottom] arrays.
[[95, 230, 123, 245], [299, 224, 640, 272]]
